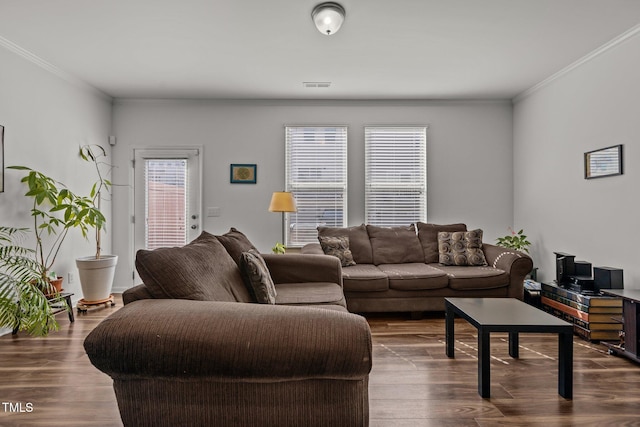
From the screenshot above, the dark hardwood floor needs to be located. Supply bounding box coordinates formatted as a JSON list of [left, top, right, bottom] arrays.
[[1, 297, 640, 426]]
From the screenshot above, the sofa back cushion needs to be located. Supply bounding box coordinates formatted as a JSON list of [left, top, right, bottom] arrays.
[[317, 224, 373, 264], [135, 231, 252, 302], [417, 222, 468, 263], [215, 227, 258, 267], [366, 224, 424, 265]]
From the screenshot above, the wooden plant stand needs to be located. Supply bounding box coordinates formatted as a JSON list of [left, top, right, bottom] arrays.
[[77, 295, 116, 314]]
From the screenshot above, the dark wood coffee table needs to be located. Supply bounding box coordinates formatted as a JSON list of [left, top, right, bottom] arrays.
[[445, 297, 573, 399]]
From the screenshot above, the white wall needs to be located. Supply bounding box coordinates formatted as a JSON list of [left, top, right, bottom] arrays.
[[514, 35, 640, 288], [112, 99, 514, 290], [0, 46, 113, 302]]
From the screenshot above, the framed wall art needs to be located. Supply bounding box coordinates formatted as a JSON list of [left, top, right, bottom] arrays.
[[230, 164, 257, 184], [584, 144, 623, 179]]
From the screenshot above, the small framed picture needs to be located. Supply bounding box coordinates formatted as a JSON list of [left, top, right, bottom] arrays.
[[584, 144, 623, 179], [230, 164, 257, 184]]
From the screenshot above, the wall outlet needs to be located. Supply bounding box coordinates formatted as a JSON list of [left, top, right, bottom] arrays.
[[68, 272, 74, 284]]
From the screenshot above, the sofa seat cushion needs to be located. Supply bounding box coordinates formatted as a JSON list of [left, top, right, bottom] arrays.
[[275, 282, 345, 306], [135, 231, 252, 302], [436, 265, 508, 290], [341, 264, 389, 292], [378, 264, 449, 291], [302, 304, 350, 313]]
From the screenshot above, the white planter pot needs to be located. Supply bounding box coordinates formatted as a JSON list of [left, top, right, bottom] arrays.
[[76, 255, 118, 302]]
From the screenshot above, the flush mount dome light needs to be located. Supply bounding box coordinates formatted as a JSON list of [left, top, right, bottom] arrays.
[[311, 2, 346, 35]]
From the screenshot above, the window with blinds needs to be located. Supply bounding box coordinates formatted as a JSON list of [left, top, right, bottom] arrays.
[[285, 126, 348, 246], [145, 159, 188, 249], [365, 126, 427, 227]]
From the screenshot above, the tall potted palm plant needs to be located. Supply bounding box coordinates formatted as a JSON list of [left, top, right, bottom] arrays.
[[75, 144, 118, 302]]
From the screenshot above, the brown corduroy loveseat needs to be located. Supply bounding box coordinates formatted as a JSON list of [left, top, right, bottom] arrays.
[[84, 229, 372, 427], [302, 223, 534, 315]]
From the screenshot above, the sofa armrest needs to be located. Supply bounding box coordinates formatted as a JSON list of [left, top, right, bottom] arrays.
[[122, 284, 156, 305], [262, 253, 342, 286], [483, 243, 534, 299], [84, 299, 372, 380]]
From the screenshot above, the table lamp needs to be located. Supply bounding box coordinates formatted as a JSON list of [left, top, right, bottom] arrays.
[[268, 191, 297, 248]]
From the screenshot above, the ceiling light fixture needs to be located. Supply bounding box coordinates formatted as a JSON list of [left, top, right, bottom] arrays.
[[311, 2, 346, 35]]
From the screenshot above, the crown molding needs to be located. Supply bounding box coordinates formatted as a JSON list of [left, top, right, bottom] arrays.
[[513, 23, 640, 104], [0, 35, 112, 102]]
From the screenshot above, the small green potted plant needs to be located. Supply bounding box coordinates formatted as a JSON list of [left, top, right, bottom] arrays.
[[0, 226, 62, 335], [496, 227, 531, 253], [271, 242, 286, 254], [496, 227, 536, 279]]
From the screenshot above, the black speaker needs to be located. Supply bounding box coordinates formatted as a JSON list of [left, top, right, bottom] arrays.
[[594, 266, 623, 290], [554, 252, 575, 285], [574, 261, 592, 277]]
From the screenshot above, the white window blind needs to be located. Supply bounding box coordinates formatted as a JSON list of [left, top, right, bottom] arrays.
[[365, 126, 427, 227], [285, 126, 348, 246], [145, 159, 188, 249]]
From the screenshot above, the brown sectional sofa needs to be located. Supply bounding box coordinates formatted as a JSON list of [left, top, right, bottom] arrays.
[[303, 223, 533, 314], [84, 229, 372, 427]]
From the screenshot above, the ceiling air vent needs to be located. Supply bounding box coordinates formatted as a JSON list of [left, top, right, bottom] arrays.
[[303, 82, 331, 88]]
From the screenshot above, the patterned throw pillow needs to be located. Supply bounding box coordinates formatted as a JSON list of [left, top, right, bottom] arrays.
[[438, 229, 488, 266], [318, 236, 356, 267], [317, 224, 373, 264], [240, 249, 277, 304]]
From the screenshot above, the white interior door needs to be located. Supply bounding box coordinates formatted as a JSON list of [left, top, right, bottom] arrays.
[[133, 148, 202, 282]]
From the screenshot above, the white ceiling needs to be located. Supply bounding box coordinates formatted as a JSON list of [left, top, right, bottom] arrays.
[[1, 0, 640, 100]]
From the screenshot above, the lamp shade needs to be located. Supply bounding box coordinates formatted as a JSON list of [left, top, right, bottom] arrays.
[[268, 191, 297, 213], [311, 2, 345, 35]]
